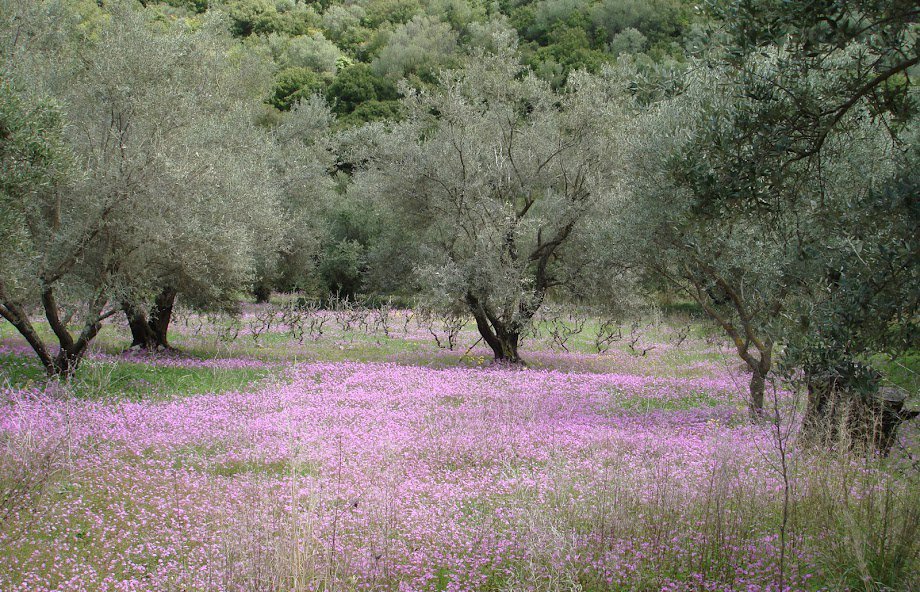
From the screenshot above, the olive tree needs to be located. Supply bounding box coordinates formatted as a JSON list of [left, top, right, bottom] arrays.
[[624, 58, 904, 417], [706, 0, 919, 442], [355, 46, 629, 362], [624, 0, 918, 432], [83, 8, 282, 352], [622, 63, 789, 416], [0, 1, 283, 370], [371, 15, 460, 83], [0, 83, 72, 366], [259, 95, 337, 297]]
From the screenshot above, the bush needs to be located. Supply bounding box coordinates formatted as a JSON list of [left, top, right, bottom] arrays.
[[326, 64, 397, 115], [269, 67, 328, 111]]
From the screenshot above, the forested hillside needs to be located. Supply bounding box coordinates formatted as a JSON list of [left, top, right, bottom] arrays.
[[161, 0, 699, 123]]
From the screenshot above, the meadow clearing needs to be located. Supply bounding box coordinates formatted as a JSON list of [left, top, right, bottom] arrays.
[[1, 304, 917, 592]]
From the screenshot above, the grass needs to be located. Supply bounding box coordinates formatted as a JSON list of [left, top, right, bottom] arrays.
[[0, 352, 46, 386], [873, 350, 920, 395], [618, 389, 725, 412], [70, 361, 271, 401], [1, 353, 271, 400]]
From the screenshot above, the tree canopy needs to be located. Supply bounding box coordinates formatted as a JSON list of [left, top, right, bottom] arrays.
[[349, 46, 630, 362]]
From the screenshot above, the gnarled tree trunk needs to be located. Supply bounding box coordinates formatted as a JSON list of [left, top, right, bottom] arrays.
[[0, 279, 110, 378], [466, 293, 526, 364], [123, 287, 177, 351], [687, 275, 774, 419], [747, 351, 772, 419]]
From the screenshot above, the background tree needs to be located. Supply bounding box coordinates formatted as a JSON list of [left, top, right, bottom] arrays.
[[326, 63, 398, 117], [371, 14, 460, 84], [270, 67, 330, 111], [258, 95, 338, 298], [88, 9, 282, 351], [354, 46, 628, 362]]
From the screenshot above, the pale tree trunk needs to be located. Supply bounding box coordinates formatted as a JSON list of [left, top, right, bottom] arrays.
[[747, 349, 772, 419]]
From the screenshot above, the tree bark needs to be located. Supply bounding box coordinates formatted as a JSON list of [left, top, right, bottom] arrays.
[[124, 302, 157, 349], [686, 276, 772, 418], [51, 346, 82, 378], [123, 287, 177, 350], [747, 347, 772, 419], [150, 287, 176, 348], [749, 369, 766, 418], [466, 293, 524, 364], [0, 296, 55, 373], [800, 376, 914, 453]]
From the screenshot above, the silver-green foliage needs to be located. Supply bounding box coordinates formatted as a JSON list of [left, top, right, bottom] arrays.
[[371, 14, 459, 82], [0, 0, 284, 374], [622, 45, 913, 415], [355, 44, 630, 360]]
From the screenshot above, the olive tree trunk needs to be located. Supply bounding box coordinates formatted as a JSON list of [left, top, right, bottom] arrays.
[[0, 279, 112, 378], [802, 378, 917, 454], [123, 287, 177, 351], [466, 293, 527, 364]]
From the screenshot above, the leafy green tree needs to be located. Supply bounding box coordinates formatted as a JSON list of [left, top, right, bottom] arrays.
[[607, 27, 647, 56], [0, 84, 73, 369], [320, 4, 366, 46], [326, 63, 397, 115], [624, 63, 815, 416], [362, 0, 420, 28], [270, 66, 329, 111], [710, 0, 919, 439], [426, 0, 487, 34], [525, 0, 591, 44], [224, 0, 317, 36], [337, 99, 402, 126], [225, 0, 278, 35], [267, 32, 341, 72], [318, 239, 366, 297], [160, 0, 211, 13], [590, 0, 688, 46], [526, 25, 611, 85]]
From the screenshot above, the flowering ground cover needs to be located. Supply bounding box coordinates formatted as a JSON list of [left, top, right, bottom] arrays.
[[1, 310, 917, 591]]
